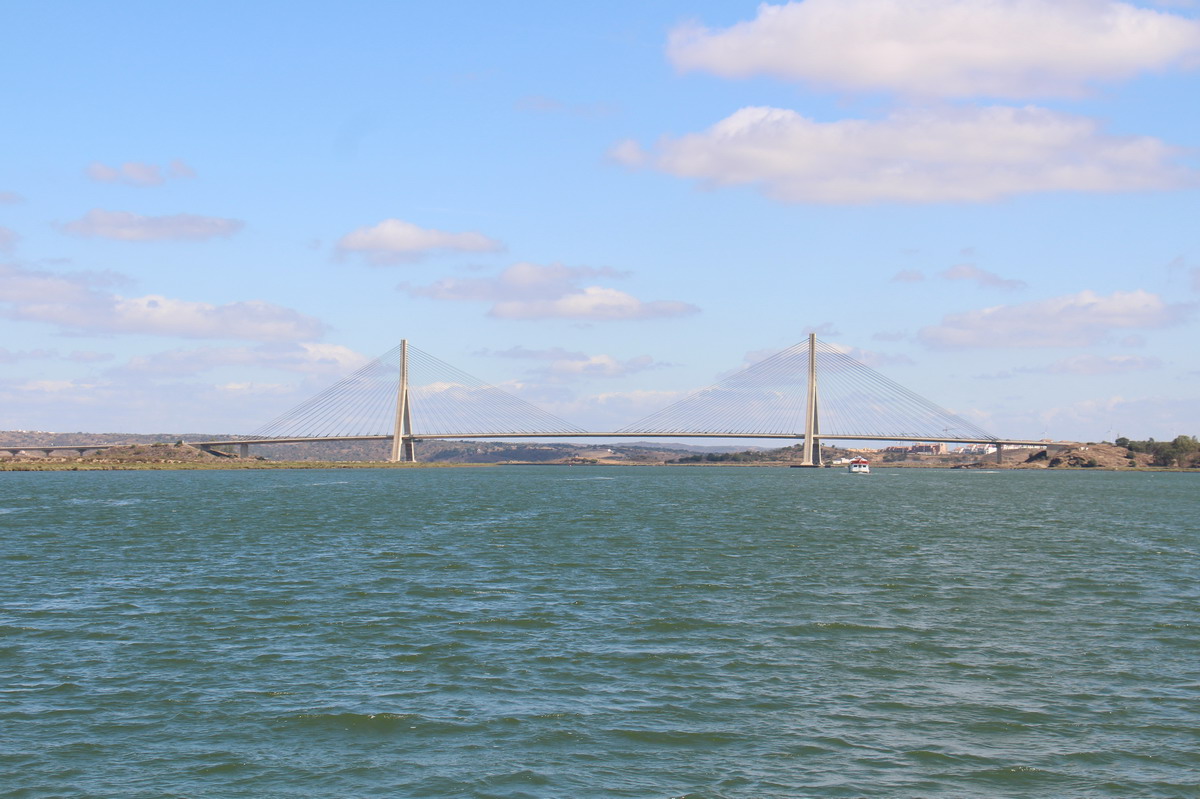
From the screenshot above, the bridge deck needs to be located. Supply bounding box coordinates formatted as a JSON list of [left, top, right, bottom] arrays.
[[4, 433, 1064, 454], [189, 433, 1058, 448]]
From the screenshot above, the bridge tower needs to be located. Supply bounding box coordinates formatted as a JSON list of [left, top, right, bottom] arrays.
[[799, 332, 822, 467], [389, 339, 416, 463]]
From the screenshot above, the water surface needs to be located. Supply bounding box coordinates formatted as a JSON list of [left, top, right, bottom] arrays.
[[1, 467, 1197, 797]]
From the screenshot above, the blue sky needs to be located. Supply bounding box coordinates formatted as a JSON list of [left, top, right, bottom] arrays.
[[1, 0, 1197, 442]]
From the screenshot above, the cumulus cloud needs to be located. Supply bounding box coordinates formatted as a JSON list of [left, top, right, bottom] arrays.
[[832, 345, 915, 368], [940, 263, 1027, 290], [85, 159, 196, 186], [891, 270, 925, 283], [918, 289, 1194, 348], [0, 226, 18, 252], [0, 348, 114, 364], [336, 219, 503, 264], [535, 388, 689, 431], [169, 159, 196, 179], [0, 348, 56, 363], [114, 342, 367, 378], [486, 346, 667, 380], [0, 191, 22, 204], [0, 262, 325, 341], [742, 341, 912, 369], [1023, 354, 1163, 375], [995, 394, 1200, 443], [804, 322, 839, 336], [67, 351, 114, 363], [108, 296, 325, 340], [61, 209, 243, 241], [491, 287, 697, 321], [614, 105, 1196, 204], [405, 262, 699, 321], [667, 0, 1200, 99]]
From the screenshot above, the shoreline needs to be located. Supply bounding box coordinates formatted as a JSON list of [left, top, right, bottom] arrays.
[[1, 460, 1193, 473]]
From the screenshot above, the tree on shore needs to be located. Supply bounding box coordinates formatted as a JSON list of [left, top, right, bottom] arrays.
[[1116, 435, 1200, 467]]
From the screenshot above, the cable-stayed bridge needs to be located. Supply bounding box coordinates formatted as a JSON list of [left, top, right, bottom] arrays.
[[166, 335, 1051, 465]]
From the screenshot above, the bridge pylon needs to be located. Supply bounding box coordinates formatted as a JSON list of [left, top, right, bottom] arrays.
[[390, 339, 416, 463], [798, 332, 821, 467]]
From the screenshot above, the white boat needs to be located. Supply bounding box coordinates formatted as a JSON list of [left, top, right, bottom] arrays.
[[848, 457, 870, 474]]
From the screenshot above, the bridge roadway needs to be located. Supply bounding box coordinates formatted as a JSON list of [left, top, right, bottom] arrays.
[[11, 433, 1058, 447], [4, 433, 1064, 459], [192, 433, 1057, 447]]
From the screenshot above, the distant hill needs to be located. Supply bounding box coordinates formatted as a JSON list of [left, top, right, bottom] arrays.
[[0, 431, 762, 464]]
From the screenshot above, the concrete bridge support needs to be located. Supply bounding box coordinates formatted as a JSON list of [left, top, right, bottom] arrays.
[[390, 339, 417, 463], [799, 333, 822, 467], [239, 443, 249, 458]]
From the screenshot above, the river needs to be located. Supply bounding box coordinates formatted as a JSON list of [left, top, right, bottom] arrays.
[[2, 467, 1196, 797]]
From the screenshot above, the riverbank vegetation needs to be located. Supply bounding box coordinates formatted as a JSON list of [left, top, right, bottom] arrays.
[[1115, 436, 1200, 468]]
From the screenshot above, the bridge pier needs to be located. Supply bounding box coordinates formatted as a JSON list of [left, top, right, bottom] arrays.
[[995, 443, 1003, 464], [239, 443, 249, 458], [798, 333, 822, 467], [390, 339, 417, 463]]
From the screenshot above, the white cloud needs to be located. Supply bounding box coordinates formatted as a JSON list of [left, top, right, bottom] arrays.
[[491, 286, 696, 321], [0, 371, 300, 434], [169, 159, 196, 179], [0, 191, 22, 204], [0, 262, 325, 341], [17, 379, 86, 394], [336, 219, 503, 264], [617, 105, 1196, 204], [918, 289, 1194, 348], [109, 296, 325, 340], [0, 348, 112, 365], [1023, 354, 1163, 375], [216, 382, 292, 395], [61, 209, 243, 241], [830, 345, 915, 368], [534, 388, 688, 431], [406, 262, 699, 321], [891, 270, 925, 283], [987, 394, 1200, 442], [667, 0, 1200, 99], [67, 351, 114, 363], [486, 346, 667, 380], [804, 322, 839, 336], [0, 226, 18, 252], [940, 264, 1027, 290], [85, 160, 196, 187], [114, 343, 368, 377], [742, 341, 912, 369], [0, 348, 56, 363]]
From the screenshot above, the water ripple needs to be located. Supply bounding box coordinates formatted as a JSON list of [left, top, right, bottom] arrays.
[[1, 467, 1196, 797]]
